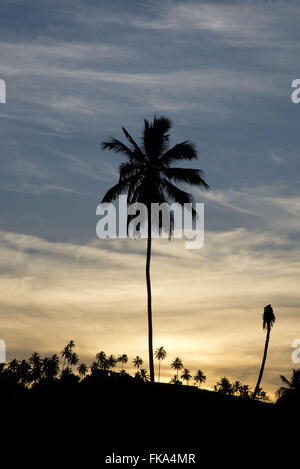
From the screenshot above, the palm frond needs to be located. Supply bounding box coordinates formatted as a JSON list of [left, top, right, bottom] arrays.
[[279, 374, 292, 386], [101, 174, 141, 202], [161, 141, 197, 165], [162, 167, 210, 189], [119, 161, 143, 181], [143, 116, 171, 158], [161, 178, 193, 205], [101, 138, 134, 157], [121, 127, 144, 157]]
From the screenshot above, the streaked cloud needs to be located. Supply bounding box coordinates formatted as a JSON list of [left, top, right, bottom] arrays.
[[0, 229, 298, 397]]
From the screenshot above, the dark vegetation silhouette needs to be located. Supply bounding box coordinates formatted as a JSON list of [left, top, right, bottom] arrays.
[[1, 340, 272, 400], [101, 116, 209, 382], [1, 341, 299, 461]]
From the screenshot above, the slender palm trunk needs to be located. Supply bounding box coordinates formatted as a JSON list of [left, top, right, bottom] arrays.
[[146, 210, 154, 383], [253, 326, 271, 399], [158, 359, 161, 382]]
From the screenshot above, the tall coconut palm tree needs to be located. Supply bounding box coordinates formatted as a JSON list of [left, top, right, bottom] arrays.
[[171, 357, 183, 379], [133, 356, 143, 371], [253, 304, 276, 399], [181, 368, 192, 386], [101, 116, 209, 382], [117, 354, 128, 371], [155, 347, 167, 382], [194, 369, 206, 388]]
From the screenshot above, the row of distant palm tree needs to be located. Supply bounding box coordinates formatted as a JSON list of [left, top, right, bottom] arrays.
[[214, 377, 268, 400], [2, 344, 298, 402]]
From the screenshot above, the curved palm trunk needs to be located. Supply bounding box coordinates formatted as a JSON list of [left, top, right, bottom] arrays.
[[253, 326, 271, 399], [146, 210, 155, 383]]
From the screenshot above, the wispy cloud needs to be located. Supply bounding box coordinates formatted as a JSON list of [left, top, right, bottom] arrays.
[[0, 229, 298, 397]]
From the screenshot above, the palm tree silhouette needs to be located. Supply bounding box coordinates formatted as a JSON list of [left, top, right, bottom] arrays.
[[107, 354, 117, 370], [133, 356, 143, 371], [117, 354, 128, 371], [43, 355, 60, 380], [171, 357, 183, 379], [253, 304, 276, 399], [77, 363, 88, 378], [194, 369, 206, 388], [155, 347, 167, 382], [181, 368, 192, 386], [61, 340, 75, 370], [29, 352, 43, 383], [214, 377, 233, 395], [18, 360, 31, 385], [239, 384, 251, 398], [101, 116, 209, 382], [276, 369, 300, 399], [96, 351, 107, 369], [139, 368, 150, 382], [7, 358, 19, 374], [170, 375, 182, 385], [232, 380, 242, 396], [68, 352, 79, 371]]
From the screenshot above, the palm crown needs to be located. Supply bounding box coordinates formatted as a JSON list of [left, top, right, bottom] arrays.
[[262, 304, 276, 330], [101, 116, 209, 217]]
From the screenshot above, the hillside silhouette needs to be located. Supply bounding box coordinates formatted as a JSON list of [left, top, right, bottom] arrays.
[[1, 345, 299, 465]]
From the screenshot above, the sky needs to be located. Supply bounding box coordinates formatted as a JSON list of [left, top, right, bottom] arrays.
[[0, 0, 300, 398]]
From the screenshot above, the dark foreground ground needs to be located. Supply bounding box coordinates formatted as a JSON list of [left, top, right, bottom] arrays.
[[1, 372, 298, 465]]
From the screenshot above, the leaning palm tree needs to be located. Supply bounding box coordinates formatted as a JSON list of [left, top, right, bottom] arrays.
[[133, 356, 143, 371], [181, 368, 192, 386], [101, 116, 209, 382], [117, 354, 128, 371], [194, 369, 206, 388], [252, 304, 276, 399], [155, 347, 167, 382], [171, 357, 183, 379]]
